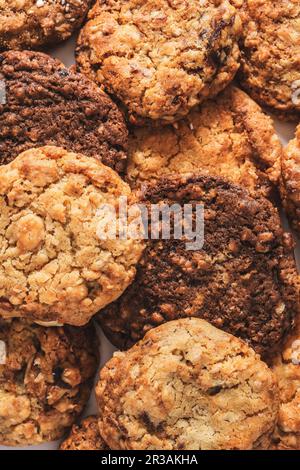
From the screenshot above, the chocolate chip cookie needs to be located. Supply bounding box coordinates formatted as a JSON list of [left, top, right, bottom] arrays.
[[0, 146, 144, 326], [60, 416, 108, 450], [0, 0, 91, 50], [281, 124, 300, 235], [127, 86, 282, 198], [97, 318, 279, 450], [0, 318, 99, 446], [237, 0, 300, 120], [76, 0, 242, 125], [98, 174, 300, 360], [0, 50, 128, 174]]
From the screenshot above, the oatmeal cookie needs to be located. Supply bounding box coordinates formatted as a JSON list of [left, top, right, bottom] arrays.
[[0, 318, 99, 446], [98, 174, 300, 359], [0, 146, 144, 326], [0, 0, 91, 50], [60, 416, 108, 450], [76, 0, 242, 125], [97, 318, 279, 450], [237, 0, 300, 120], [0, 50, 128, 174], [281, 124, 300, 235], [127, 86, 281, 198]]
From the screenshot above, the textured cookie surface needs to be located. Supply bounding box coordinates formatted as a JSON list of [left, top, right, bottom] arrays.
[[0, 50, 128, 174], [237, 0, 300, 120], [97, 318, 279, 450], [0, 146, 144, 326], [127, 86, 281, 197], [60, 416, 108, 450], [0, 0, 91, 50], [281, 124, 300, 235], [76, 0, 241, 124], [99, 175, 300, 359], [0, 318, 99, 446]]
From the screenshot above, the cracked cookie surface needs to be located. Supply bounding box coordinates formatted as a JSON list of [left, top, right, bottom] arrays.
[[0, 0, 91, 50], [76, 0, 242, 125], [237, 0, 300, 120], [0, 318, 99, 446], [98, 174, 300, 359], [60, 416, 108, 450], [97, 318, 279, 450], [127, 86, 281, 198], [0, 146, 144, 326], [281, 124, 300, 236], [0, 50, 128, 174]]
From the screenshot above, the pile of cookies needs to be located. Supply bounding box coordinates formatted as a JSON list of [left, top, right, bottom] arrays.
[[0, 0, 300, 451]]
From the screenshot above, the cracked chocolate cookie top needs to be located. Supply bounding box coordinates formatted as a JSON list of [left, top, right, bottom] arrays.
[[98, 174, 300, 359], [281, 124, 300, 236], [60, 416, 108, 450], [0, 146, 144, 326], [76, 0, 242, 125], [97, 318, 279, 450], [237, 0, 300, 120], [127, 86, 282, 198], [0, 0, 91, 50], [0, 318, 99, 446], [0, 50, 128, 174]]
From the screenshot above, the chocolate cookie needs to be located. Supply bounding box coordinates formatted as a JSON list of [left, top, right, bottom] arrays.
[[237, 0, 300, 121], [60, 416, 108, 450], [0, 0, 91, 50], [281, 124, 300, 235], [76, 0, 242, 125], [0, 319, 99, 446], [0, 50, 128, 174], [127, 86, 282, 198], [98, 174, 300, 359], [97, 318, 279, 450], [0, 146, 144, 326]]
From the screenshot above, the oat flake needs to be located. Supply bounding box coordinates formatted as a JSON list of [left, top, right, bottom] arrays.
[[0, 79, 6, 105], [0, 340, 7, 365]]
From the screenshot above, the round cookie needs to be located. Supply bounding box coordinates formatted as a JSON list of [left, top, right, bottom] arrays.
[[0, 146, 144, 326], [127, 86, 282, 198], [98, 174, 300, 360], [0, 50, 128, 174], [281, 124, 300, 235], [0, 0, 91, 50], [0, 318, 99, 446], [76, 0, 242, 125], [237, 0, 300, 120], [60, 416, 108, 450], [97, 318, 279, 450]]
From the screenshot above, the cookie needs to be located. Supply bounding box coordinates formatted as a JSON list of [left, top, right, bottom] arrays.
[[127, 86, 282, 198], [0, 318, 99, 446], [0, 50, 128, 174], [97, 318, 279, 450], [272, 321, 300, 450], [0, 0, 91, 50], [0, 146, 144, 326], [281, 124, 300, 235], [237, 0, 300, 121], [60, 416, 108, 450], [98, 174, 300, 360], [76, 0, 242, 125]]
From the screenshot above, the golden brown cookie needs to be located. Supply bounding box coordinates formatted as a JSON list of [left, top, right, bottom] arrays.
[[0, 146, 144, 326], [0, 0, 91, 50], [76, 0, 242, 125], [97, 318, 279, 450], [237, 0, 300, 121], [0, 319, 99, 446], [281, 124, 300, 235], [60, 416, 108, 450], [127, 86, 282, 198]]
